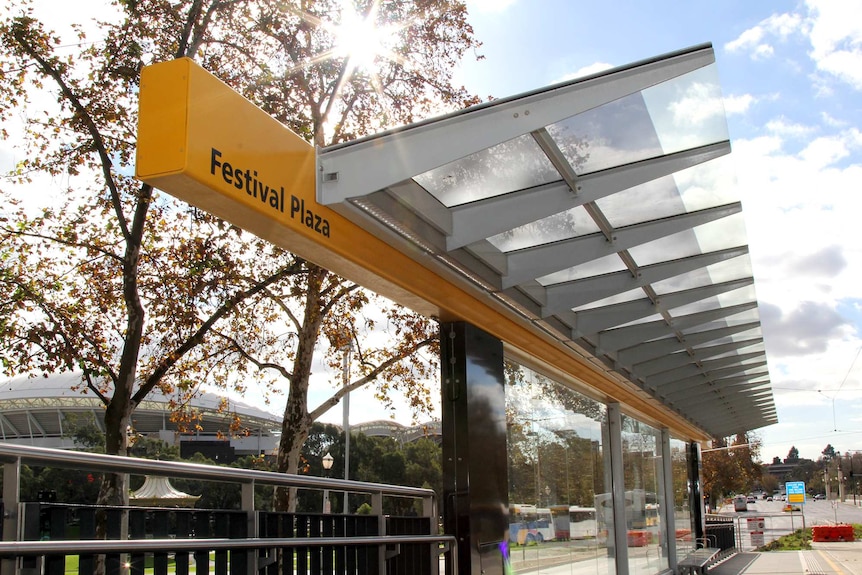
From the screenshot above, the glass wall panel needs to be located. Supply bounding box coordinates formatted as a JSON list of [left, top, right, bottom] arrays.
[[505, 361, 613, 575], [670, 438, 694, 564], [620, 416, 668, 575]]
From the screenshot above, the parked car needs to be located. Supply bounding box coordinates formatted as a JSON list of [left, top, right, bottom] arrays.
[[813, 493, 826, 500]]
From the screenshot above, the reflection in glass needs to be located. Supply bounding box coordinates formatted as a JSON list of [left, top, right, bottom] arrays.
[[670, 438, 694, 565], [550, 65, 728, 176], [505, 361, 613, 574], [620, 416, 668, 575], [413, 135, 560, 207]]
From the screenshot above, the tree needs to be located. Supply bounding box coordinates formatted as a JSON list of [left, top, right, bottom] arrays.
[[787, 446, 800, 461], [0, 0, 480, 514], [702, 433, 762, 505]]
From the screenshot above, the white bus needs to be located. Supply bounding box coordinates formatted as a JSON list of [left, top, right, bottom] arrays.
[[568, 506, 598, 539], [509, 504, 556, 544]]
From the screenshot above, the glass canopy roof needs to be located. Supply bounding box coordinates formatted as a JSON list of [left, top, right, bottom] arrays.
[[317, 43, 776, 439]]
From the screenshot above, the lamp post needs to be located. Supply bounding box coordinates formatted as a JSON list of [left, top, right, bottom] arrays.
[[341, 342, 352, 514], [322, 452, 333, 513]]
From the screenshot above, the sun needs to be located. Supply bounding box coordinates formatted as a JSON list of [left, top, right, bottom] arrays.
[[327, 0, 405, 75]]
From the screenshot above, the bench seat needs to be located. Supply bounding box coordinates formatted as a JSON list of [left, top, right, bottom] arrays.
[[678, 547, 722, 575]]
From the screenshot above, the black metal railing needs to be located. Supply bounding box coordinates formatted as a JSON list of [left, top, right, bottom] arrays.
[[0, 443, 456, 575], [704, 514, 736, 551]]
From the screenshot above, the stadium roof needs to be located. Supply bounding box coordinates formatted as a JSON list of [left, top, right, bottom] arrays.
[[0, 373, 281, 441]]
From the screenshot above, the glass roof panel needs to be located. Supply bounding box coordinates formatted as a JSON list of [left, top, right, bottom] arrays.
[[628, 214, 749, 267], [413, 134, 559, 207], [652, 260, 754, 295], [487, 205, 599, 252], [549, 64, 729, 174], [596, 156, 740, 229], [573, 287, 647, 311], [537, 253, 627, 286]]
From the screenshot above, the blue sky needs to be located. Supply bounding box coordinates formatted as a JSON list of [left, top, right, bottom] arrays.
[[4, 0, 862, 465], [454, 0, 862, 463]]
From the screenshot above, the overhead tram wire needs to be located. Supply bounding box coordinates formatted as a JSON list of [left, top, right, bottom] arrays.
[[824, 345, 862, 432]]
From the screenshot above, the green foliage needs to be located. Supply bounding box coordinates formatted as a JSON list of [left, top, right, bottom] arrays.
[[757, 528, 811, 551], [702, 433, 762, 504]]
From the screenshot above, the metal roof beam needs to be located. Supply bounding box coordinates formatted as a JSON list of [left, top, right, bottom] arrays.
[[503, 202, 741, 288], [664, 377, 770, 403], [615, 322, 761, 367], [540, 246, 748, 315], [568, 277, 754, 336], [597, 302, 758, 353], [319, 45, 716, 203], [675, 390, 773, 412], [447, 138, 732, 250], [655, 369, 770, 396], [644, 350, 767, 388], [633, 338, 763, 377]]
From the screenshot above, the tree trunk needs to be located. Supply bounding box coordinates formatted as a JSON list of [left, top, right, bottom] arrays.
[[273, 265, 327, 511]]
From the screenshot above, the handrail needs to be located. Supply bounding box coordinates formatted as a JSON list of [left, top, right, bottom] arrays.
[[0, 535, 457, 556], [0, 442, 432, 499]]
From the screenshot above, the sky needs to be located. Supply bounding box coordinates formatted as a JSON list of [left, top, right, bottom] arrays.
[[453, 0, 862, 464], [3, 0, 862, 465]]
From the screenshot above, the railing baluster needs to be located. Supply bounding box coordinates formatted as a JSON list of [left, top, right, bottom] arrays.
[[105, 508, 123, 575], [194, 511, 211, 575], [128, 509, 146, 575], [335, 514, 346, 575], [322, 514, 334, 575], [213, 511, 228, 575], [44, 505, 66, 575], [152, 509, 169, 575], [296, 515, 309, 575], [310, 514, 322, 574], [175, 510, 191, 575], [228, 511, 247, 575], [78, 507, 96, 574]]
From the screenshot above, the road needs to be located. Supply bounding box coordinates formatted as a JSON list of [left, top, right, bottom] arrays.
[[718, 497, 862, 549]]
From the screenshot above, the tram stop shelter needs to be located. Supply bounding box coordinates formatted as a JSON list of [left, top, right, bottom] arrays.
[[137, 42, 775, 575]]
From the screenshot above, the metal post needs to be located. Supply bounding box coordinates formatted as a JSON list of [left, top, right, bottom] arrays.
[[342, 342, 352, 515], [1, 460, 20, 575], [607, 403, 630, 575], [660, 429, 677, 572]]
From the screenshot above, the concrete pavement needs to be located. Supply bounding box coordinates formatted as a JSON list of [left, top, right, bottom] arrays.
[[709, 541, 862, 575]]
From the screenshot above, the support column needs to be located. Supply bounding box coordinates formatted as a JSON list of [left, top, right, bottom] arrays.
[[441, 322, 508, 575], [688, 442, 706, 546], [607, 403, 629, 575], [660, 429, 677, 572]]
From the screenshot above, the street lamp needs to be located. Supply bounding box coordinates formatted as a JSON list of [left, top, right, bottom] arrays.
[[322, 452, 334, 513], [341, 341, 352, 515]]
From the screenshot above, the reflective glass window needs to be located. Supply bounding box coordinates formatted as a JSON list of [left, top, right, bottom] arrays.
[[670, 438, 694, 565], [505, 361, 613, 574], [620, 416, 668, 575]]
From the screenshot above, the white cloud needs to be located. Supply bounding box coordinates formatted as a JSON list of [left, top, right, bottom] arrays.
[[765, 117, 816, 138], [806, 0, 862, 90], [668, 82, 725, 126], [799, 135, 851, 167], [723, 93, 756, 116], [724, 12, 806, 59]]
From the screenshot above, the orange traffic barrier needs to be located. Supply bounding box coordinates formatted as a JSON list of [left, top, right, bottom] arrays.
[[811, 524, 854, 542]]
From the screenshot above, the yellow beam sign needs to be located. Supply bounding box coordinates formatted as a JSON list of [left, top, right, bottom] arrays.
[[135, 58, 711, 443], [136, 58, 324, 241]]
